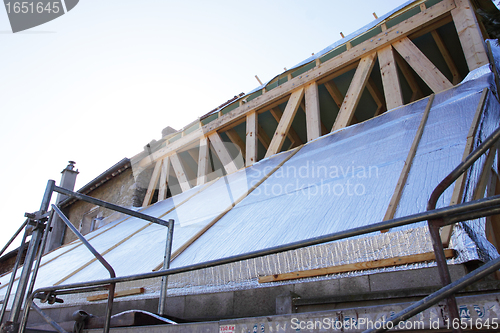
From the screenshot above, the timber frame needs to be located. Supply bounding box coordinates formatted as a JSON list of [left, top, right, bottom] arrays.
[[132, 0, 491, 204]]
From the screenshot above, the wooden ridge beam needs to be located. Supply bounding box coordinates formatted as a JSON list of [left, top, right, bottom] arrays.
[[142, 160, 162, 207], [197, 137, 210, 186], [170, 153, 192, 192], [392, 37, 453, 93], [378, 45, 404, 110], [246, 111, 258, 167], [332, 52, 377, 132], [441, 88, 489, 246], [265, 88, 305, 158], [451, 0, 489, 71], [382, 94, 434, 231], [305, 82, 322, 141], [138, 0, 455, 168], [208, 132, 239, 174], [157, 156, 171, 202], [259, 249, 456, 283]]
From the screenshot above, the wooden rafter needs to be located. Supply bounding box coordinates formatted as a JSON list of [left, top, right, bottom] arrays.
[[431, 30, 461, 85], [246, 111, 258, 166], [392, 37, 453, 93], [257, 123, 271, 149], [305, 82, 322, 141], [451, 0, 489, 71], [225, 128, 246, 158], [394, 51, 424, 102], [270, 107, 303, 147], [324, 80, 360, 124], [142, 160, 162, 207], [170, 153, 192, 192], [157, 156, 171, 202], [367, 77, 387, 116], [138, 0, 455, 169], [265, 88, 305, 158], [208, 132, 239, 174], [377, 45, 404, 110], [197, 137, 210, 186], [332, 52, 377, 132]]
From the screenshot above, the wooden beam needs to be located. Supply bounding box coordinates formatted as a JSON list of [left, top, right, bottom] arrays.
[[324, 80, 360, 124], [441, 88, 489, 246], [170, 153, 192, 192], [197, 137, 210, 186], [157, 156, 170, 202], [431, 30, 461, 85], [225, 128, 246, 158], [142, 160, 162, 207], [305, 82, 322, 141], [332, 52, 377, 132], [137, 0, 455, 169], [259, 249, 456, 283], [472, 146, 497, 201], [87, 288, 145, 302], [257, 123, 271, 150], [208, 132, 239, 174], [270, 107, 303, 147], [451, 0, 489, 71], [265, 88, 305, 158], [394, 51, 424, 102], [392, 37, 453, 93], [382, 95, 435, 230], [367, 77, 387, 116], [377, 45, 404, 110], [246, 111, 258, 167]]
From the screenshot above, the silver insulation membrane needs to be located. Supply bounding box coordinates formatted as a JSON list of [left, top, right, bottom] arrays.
[[2, 44, 500, 306]]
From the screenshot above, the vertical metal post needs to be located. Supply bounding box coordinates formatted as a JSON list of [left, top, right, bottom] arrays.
[[158, 219, 175, 316], [6, 180, 54, 329], [0, 228, 29, 325]]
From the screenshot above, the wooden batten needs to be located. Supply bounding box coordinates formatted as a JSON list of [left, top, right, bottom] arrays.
[[246, 112, 258, 166], [377, 45, 403, 110], [305, 82, 321, 141], [87, 288, 145, 302], [332, 52, 377, 132], [170, 153, 192, 192], [392, 37, 453, 93], [441, 88, 489, 247], [197, 137, 210, 186], [265, 88, 305, 158], [208, 132, 239, 174], [259, 249, 456, 283]]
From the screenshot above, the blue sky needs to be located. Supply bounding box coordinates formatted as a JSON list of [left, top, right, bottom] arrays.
[[0, 0, 409, 251]]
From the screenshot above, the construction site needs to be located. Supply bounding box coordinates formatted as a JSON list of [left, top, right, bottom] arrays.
[[2, 0, 500, 332]]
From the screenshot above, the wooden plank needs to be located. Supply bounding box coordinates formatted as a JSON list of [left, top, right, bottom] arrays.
[[142, 160, 162, 207], [451, 0, 489, 71], [305, 82, 321, 141], [265, 88, 305, 158], [259, 249, 456, 283], [225, 128, 246, 158], [157, 156, 171, 202], [367, 77, 387, 116], [170, 153, 192, 192], [246, 112, 258, 167], [332, 52, 377, 132], [431, 30, 461, 85], [377, 45, 404, 110], [394, 50, 424, 102], [87, 288, 145, 302], [392, 37, 453, 93], [441, 88, 489, 246], [382, 95, 435, 230], [269, 107, 303, 147], [138, 0, 455, 169], [197, 137, 210, 186], [208, 132, 239, 174], [472, 146, 497, 201]]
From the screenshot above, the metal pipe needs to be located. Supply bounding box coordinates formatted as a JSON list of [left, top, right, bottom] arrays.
[[158, 219, 175, 316], [363, 255, 500, 333], [0, 227, 29, 325], [0, 219, 28, 258], [19, 210, 55, 333], [51, 205, 115, 333], [53, 186, 171, 227], [30, 301, 67, 333], [28, 194, 500, 295]]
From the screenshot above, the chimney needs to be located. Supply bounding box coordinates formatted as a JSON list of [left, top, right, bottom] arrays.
[[45, 161, 79, 253]]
